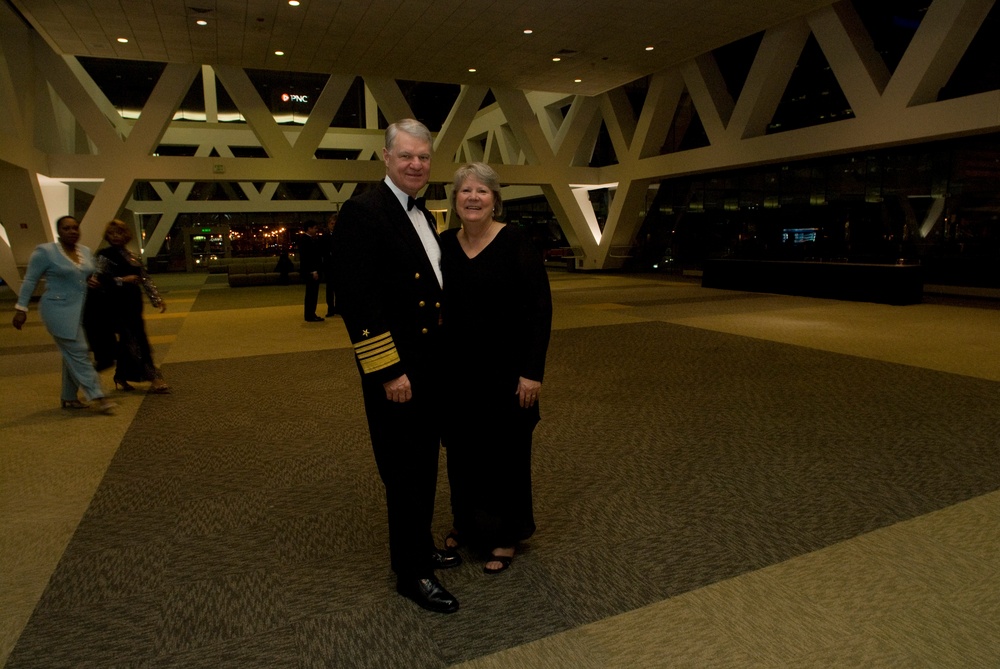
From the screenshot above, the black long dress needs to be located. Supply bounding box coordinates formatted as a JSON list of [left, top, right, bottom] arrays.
[[440, 224, 552, 549], [93, 246, 164, 384]]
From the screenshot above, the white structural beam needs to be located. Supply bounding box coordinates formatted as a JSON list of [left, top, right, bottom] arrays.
[[2, 0, 1000, 286], [808, 1, 890, 116], [883, 0, 995, 107]]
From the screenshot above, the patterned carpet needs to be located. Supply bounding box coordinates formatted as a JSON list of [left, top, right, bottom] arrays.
[[5, 314, 1000, 667]]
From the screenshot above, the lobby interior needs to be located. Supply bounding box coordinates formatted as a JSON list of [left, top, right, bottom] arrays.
[[3, 0, 1000, 665], [2, 270, 999, 667]]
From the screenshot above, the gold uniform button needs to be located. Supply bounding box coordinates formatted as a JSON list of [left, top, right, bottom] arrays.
[[435, 302, 441, 308], [421, 328, 429, 334], [414, 272, 421, 280], [418, 300, 426, 307]]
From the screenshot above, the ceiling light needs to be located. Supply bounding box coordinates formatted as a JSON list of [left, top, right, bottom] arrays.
[[196, 20, 208, 25], [552, 57, 561, 62], [117, 37, 129, 43], [274, 50, 285, 56], [289, 0, 301, 5], [645, 46, 654, 51], [523, 29, 532, 34], [468, 68, 477, 73], [575, 79, 582, 83]]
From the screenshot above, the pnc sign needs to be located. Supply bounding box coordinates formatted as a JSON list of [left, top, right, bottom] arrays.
[[281, 93, 309, 104]]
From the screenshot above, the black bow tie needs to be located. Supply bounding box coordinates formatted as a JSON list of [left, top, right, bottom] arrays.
[[407, 196, 425, 211]]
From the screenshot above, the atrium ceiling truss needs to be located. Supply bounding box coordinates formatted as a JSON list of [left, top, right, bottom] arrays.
[[1, 0, 999, 289]]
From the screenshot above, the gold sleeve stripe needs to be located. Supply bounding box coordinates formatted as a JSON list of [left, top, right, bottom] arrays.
[[356, 341, 394, 358], [359, 349, 400, 374], [354, 331, 399, 374]]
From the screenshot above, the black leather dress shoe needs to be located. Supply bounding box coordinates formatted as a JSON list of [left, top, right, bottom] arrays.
[[305, 315, 325, 322], [431, 548, 462, 569], [396, 576, 459, 614]]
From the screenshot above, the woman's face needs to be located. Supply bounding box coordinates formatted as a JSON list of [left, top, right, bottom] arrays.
[[57, 218, 80, 246], [455, 177, 495, 226], [105, 226, 128, 247]]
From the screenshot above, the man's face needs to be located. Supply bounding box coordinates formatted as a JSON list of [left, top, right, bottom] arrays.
[[383, 132, 432, 197]]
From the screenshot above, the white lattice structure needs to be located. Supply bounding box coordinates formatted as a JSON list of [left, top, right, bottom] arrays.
[[2, 0, 999, 290]]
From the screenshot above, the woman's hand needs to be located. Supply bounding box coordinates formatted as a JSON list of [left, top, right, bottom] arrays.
[[87, 275, 101, 289], [158, 301, 167, 314], [12, 311, 26, 330], [516, 376, 541, 408]]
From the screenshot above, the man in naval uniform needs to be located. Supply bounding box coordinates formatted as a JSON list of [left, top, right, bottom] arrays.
[[330, 118, 460, 613]]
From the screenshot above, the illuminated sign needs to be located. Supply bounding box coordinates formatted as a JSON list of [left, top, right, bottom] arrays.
[[782, 228, 819, 244], [281, 93, 309, 104]]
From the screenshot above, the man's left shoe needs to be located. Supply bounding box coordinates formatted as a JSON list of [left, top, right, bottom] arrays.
[[305, 315, 325, 322], [396, 576, 459, 614], [431, 549, 462, 569]]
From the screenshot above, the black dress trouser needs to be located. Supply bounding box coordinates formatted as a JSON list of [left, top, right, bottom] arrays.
[[361, 380, 440, 580], [303, 275, 320, 318]]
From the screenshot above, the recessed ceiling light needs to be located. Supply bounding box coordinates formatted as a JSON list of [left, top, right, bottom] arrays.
[[196, 19, 208, 25], [574, 79, 582, 83], [117, 37, 129, 43], [645, 46, 654, 51], [523, 29, 533, 34], [274, 50, 285, 56], [552, 57, 561, 62], [468, 68, 477, 73], [289, 0, 301, 5]]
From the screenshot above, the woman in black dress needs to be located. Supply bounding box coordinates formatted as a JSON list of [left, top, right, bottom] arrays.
[[93, 219, 170, 393], [441, 162, 552, 574]]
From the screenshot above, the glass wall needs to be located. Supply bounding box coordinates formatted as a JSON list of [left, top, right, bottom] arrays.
[[632, 133, 1000, 287]]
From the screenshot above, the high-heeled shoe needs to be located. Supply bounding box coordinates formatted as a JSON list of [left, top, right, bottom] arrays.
[[114, 378, 134, 391], [149, 383, 171, 394]]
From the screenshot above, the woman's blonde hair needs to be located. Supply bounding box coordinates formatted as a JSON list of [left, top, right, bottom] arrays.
[[103, 219, 133, 243]]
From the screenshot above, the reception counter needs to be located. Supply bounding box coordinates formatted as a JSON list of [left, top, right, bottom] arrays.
[[701, 259, 923, 305]]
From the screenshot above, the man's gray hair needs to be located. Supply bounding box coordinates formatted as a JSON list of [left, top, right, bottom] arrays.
[[385, 119, 432, 153]]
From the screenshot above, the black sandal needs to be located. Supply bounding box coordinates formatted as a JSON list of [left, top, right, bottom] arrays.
[[484, 551, 513, 575]]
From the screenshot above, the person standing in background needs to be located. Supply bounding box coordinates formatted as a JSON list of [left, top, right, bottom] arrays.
[[299, 220, 324, 322]]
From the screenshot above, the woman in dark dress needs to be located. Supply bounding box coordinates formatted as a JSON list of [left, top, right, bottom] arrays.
[[93, 219, 170, 393], [441, 162, 552, 574]]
